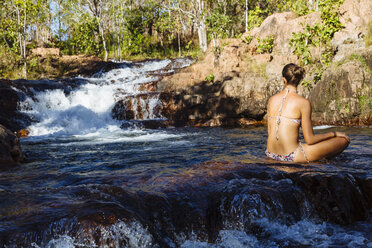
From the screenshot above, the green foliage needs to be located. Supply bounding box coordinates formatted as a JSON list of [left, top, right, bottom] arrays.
[[0, 18, 19, 53], [0, 0, 353, 79], [318, 0, 345, 40], [277, 0, 310, 16], [68, 16, 101, 55], [257, 35, 274, 54], [289, 24, 321, 65], [247, 5, 267, 30], [349, 53, 372, 74], [205, 73, 215, 83], [206, 12, 232, 40], [359, 95, 372, 110], [301, 79, 312, 90], [289, 0, 344, 82], [242, 35, 253, 44]]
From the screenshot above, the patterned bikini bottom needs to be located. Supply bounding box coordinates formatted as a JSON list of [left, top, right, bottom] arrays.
[[265, 143, 308, 162]]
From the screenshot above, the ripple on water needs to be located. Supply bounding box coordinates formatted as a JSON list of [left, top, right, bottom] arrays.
[[1, 127, 371, 247]]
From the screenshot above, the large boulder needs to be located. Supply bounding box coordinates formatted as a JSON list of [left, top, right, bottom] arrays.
[[0, 124, 23, 166], [243, 11, 321, 55], [309, 47, 372, 125], [157, 3, 372, 127], [333, 0, 372, 47], [332, 0, 372, 62], [0, 79, 27, 131], [160, 72, 282, 127], [158, 35, 302, 127]]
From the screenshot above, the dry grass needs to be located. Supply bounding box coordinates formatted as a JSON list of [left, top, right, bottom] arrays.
[[243, 55, 267, 77], [366, 21, 372, 47]]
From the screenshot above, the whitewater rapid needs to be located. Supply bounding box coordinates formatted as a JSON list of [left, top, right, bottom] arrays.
[[18, 59, 192, 138]]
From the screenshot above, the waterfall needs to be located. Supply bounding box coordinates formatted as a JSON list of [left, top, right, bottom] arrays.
[[18, 58, 193, 137]]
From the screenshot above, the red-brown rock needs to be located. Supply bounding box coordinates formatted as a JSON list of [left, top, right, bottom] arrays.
[[0, 124, 24, 166]]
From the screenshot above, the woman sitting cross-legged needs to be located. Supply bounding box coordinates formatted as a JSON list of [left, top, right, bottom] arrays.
[[265, 63, 350, 163]]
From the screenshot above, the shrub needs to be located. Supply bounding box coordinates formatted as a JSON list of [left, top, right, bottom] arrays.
[[243, 35, 253, 45], [205, 73, 215, 83], [257, 35, 274, 54], [289, 0, 344, 82]]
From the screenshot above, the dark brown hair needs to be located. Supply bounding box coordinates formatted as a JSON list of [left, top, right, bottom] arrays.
[[282, 63, 305, 86]]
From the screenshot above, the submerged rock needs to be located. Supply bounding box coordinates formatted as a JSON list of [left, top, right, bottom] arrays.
[[0, 124, 24, 166], [1, 161, 370, 247], [0, 79, 31, 131]]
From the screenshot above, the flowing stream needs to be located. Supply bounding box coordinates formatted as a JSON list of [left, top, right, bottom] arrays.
[[0, 59, 371, 248]]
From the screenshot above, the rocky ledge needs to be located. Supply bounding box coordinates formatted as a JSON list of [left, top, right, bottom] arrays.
[[0, 124, 24, 166], [156, 0, 372, 127], [1, 161, 371, 246]]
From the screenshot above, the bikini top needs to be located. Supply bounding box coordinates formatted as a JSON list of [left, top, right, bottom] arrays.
[[268, 88, 301, 140]]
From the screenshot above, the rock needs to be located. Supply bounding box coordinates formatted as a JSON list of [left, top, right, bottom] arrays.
[[137, 81, 159, 92], [333, 0, 372, 46], [112, 92, 162, 121], [0, 159, 371, 246], [16, 129, 30, 138], [0, 77, 92, 131], [243, 11, 321, 55], [293, 172, 370, 224], [332, 0, 372, 61], [309, 47, 372, 125], [157, 1, 372, 127], [159, 73, 282, 127], [0, 79, 31, 131], [221, 75, 279, 118], [31, 47, 60, 57], [0, 124, 24, 166]]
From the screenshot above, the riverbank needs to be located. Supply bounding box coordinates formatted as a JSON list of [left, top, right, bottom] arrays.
[[157, 0, 372, 127], [0, 51, 118, 80], [0, 51, 370, 247]]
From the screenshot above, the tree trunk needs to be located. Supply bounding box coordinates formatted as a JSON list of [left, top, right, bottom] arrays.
[[178, 31, 181, 57], [309, 0, 313, 10], [245, 0, 248, 33], [23, 2, 27, 79], [196, 0, 207, 52], [99, 21, 108, 61]]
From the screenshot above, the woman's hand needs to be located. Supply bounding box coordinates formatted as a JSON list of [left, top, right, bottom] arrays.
[[335, 131, 350, 143]]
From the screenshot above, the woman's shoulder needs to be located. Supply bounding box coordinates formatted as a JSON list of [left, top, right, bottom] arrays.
[[295, 94, 310, 104], [292, 94, 311, 110]]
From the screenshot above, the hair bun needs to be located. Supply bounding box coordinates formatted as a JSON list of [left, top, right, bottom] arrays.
[[293, 67, 305, 80], [282, 63, 305, 86]]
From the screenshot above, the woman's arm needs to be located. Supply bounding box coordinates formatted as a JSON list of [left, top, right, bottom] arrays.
[[301, 99, 336, 145]]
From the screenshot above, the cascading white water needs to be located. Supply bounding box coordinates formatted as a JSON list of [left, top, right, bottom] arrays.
[[18, 59, 191, 137]]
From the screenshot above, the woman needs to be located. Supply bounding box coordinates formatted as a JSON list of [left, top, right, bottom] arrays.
[[266, 63, 350, 163]]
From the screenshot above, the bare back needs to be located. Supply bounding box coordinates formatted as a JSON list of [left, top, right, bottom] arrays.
[[266, 89, 305, 155], [266, 88, 349, 163], [266, 63, 349, 162]]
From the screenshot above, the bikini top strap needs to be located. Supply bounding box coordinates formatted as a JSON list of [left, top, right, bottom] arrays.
[[275, 88, 290, 140]]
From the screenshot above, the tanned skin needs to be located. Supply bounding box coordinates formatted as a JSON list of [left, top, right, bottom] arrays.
[[266, 78, 350, 163]]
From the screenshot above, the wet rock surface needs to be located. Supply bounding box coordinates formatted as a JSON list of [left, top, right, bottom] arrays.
[[0, 80, 31, 131], [0, 78, 91, 131], [0, 124, 24, 166], [1, 161, 371, 246]]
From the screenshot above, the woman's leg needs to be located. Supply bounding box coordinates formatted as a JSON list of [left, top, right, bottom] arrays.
[[294, 137, 349, 162]]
